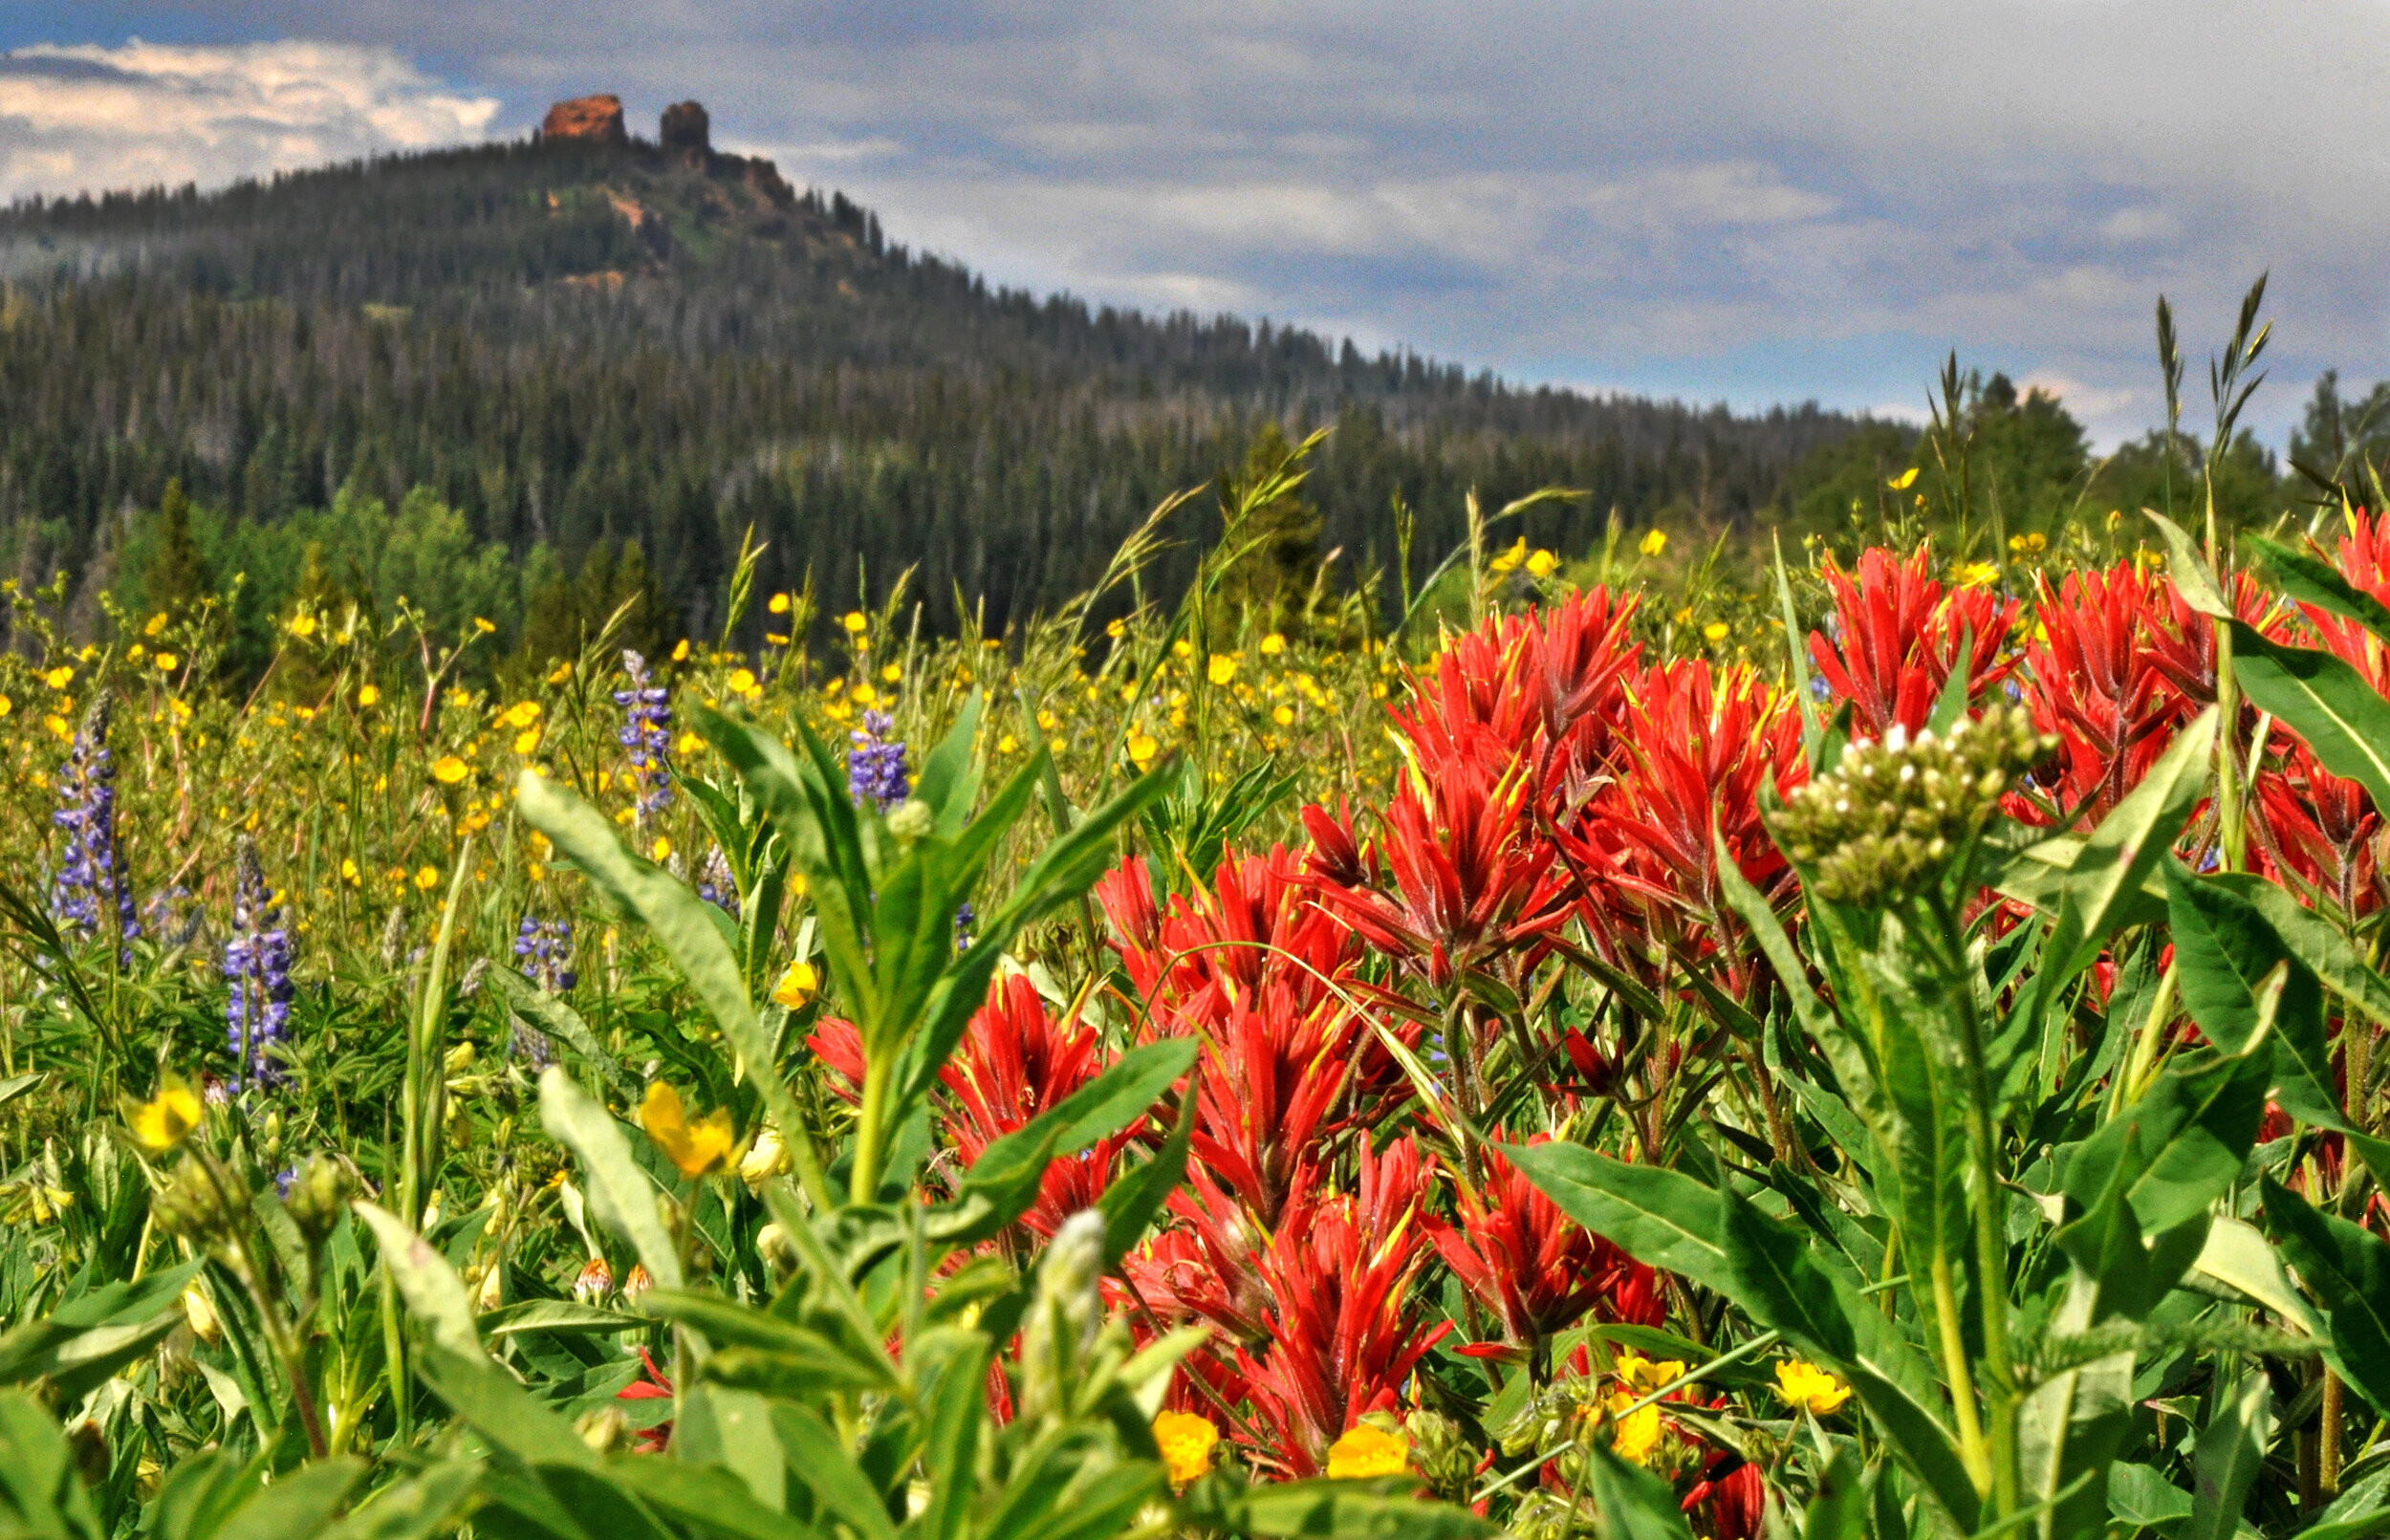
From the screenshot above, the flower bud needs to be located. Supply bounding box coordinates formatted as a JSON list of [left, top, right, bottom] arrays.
[[885, 798, 935, 843], [1017, 1209, 1105, 1424], [283, 1155, 356, 1242]]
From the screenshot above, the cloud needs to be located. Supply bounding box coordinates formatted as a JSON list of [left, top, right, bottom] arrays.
[[0, 38, 498, 204]]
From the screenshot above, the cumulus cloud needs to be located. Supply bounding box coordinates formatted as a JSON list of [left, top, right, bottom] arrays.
[[0, 38, 498, 204]]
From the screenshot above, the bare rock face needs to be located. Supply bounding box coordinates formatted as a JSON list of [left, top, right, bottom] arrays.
[[541, 96, 627, 146], [661, 100, 710, 155]]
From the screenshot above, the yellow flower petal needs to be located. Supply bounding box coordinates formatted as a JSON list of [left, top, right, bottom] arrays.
[[1325, 1423, 1410, 1479], [127, 1077, 203, 1151], [641, 1081, 737, 1178], [1154, 1410, 1219, 1487]]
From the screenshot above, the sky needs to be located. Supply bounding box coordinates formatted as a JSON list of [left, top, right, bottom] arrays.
[[1, 2, 2381, 451]]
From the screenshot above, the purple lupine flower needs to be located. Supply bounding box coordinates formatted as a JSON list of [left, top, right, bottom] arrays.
[[954, 900, 976, 950], [697, 846, 739, 916], [847, 709, 909, 812], [511, 916, 576, 1068], [224, 838, 293, 1089], [613, 650, 672, 824], [51, 692, 139, 947]]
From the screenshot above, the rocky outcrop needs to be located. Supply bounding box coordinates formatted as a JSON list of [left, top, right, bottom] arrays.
[[541, 96, 627, 146], [661, 101, 709, 155]]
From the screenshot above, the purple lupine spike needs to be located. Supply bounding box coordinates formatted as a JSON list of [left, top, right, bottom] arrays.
[[511, 915, 576, 1067], [613, 650, 672, 824], [697, 846, 739, 916], [847, 709, 909, 812], [224, 837, 293, 1089], [52, 691, 139, 950]]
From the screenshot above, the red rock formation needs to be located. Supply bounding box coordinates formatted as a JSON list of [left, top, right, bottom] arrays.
[[661, 101, 709, 155], [541, 96, 627, 146]]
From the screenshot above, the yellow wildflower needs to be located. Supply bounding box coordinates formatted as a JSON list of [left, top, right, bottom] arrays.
[[1488, 536, 1528, 575], [997, 733, 1018, 754], [1703, 622, 1730, 643], [1325, 1423, 1410, 1479], [851, 683, 879, 708], [1527, 548, 1559, 578], [842, 611, 869, 635], [1954, 561, 2000, 590], [1640, 529, 1668, 557], [772, 961, 819, 1008], [144, 613, 166, 637], [473, 617, 495, 634], [547, 662, 572, 684], [1127, 732, 1159, 767], [501, 701, 541, 729], [126, 1077, 203, 1151], [340, 858, 360, 886], [728, 669, 758, 695], [1106, 618, 1127, 639], [641, 1081, 737, 1178], [671, 639, 690, 662], [2008, 531, 2048, 555], [289, 614, 317, 638], [1607, 1390, 1664, 1464], [650, 835, 672, 861], [1154, 1410, 1219, 1487], [881, 663, 902, 683], [414, 866, 441, 891], [432, 755, 468, 784], [1172, 640, 1193, 660], [769, 593, 791, 615], [514, 729, 540, 754], [1890, 466, 1920, 490], [1206, 654, 1238, 685], [44, 666, 72, 690], [1260, 633, 1286, 655], [1775, 1358, 1852, 1415], [358, 684, 380, 707], [1272, 705, 1294, 727], [1614, 1352, 1686, 1394]]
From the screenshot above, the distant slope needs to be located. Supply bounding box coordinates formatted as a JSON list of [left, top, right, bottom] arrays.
[[0, 103, 1874, 638]]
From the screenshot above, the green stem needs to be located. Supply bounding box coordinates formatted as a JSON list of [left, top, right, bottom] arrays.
[[2112, 960, 2179, 1115], [851, 1056, 891, 1204]]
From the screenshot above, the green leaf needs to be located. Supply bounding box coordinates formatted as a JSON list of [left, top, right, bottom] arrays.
[[1498, 1141, 1730, 1293], [599, 1458, 823, 1540], [486, 969, 640, 1102], [536, 1067, 684, 1291], [353, 1202, 482, 1357], [316, 1463, 483, 1540], [517, 770, 819, 1206], [212, 1458, 366, 1540], [2184, 1371, 2270, 1540], [1799, 1452, 1870, 1540], [2064, 1046, 2268, 1235], [912, 692, 985, 835], [1585, 1442, 1697, 1540], [2106, 1463, 2194, 1533], [2227, 619, 2390, 816], [2164, 860, 2341, 1129], [1192, 1476, 1500, 1538], [2249, 532, 2390, 646], [771, 1403, 897, 1540], [0, 1259, 202, 1399], [2189, 1216, 2319, 1334], [909, 1335, 991, 1540], [2146, 510, 2234, 618], [414, 1345, 597, 1471], [476, 1299, 644, 1338], [1719, 1183, 1855, 1361], [1097, 1063, 1196, 1264], [2264, 1177, 2390, 1417]]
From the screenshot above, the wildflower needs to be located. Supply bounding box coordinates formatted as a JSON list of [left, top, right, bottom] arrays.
[[737, 1128, 784, 1189], [1488, 537, 1528, 575], [613, 650, 672, 823], [1808, 545, 2018, 739], [1889, 466, 1920, 489], [772, 960, 819, 1008], [842, 611, 868, 635], [1207, 654, 1239, 685], [511, 916, 575, 1065], [289, 614, 317, 638], [940, 974, 1123, 1237], [514, 729, 540, 754], [1260, 632, 1286, 655], [1155, 1411, 1220, 1487], [851, 683, 880, 708], [501, 701, 540, 729], [622, 1264, 653, 1303], [1428, 1138, 1662, 1344], [224, 839, 294, 1088], [768, 593, 791, 615], [640, 1081, 737, 1177], [1703, 621, 1730, 642], [1606, 1390, 1664, 1464], [728, 668, 758, 694], [154, 652, 180, 672], [1954, 560, 2000, 589], [547, 662, 572, 684], [126, 1076, 203, 1150], [474, 618, 496, 634], [1775, 1358, 1852, 1415], [847, 709, 909, 812], [413, 866, 441, 891], [1325, 1423, 1411, 1479], [1527, 548, 1559, 578], [1613, 1351, 1685, 1394], [670, 639, 690, 662], [43, 666, 72, 690], [1271, 705, 1293, 727], [431, 755, 468, 784], [340, 858, 360, 885], [2009, 531, 2049, 555], [51, 692, 139, 946], [1767, 705, 2053, 906], [572, 1256, 614, 1304], [649, 835, 671, 861], [358, 685, 379, 707], [183, 1283, 222, 1344], [1127, 731, 1159, 768], [1640, 529, 1667, 557]]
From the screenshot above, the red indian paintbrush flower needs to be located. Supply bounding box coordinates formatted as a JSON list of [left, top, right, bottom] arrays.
[[1234, 1135, 1451, 1478], [2010, 561, 2175, 827], [1807, 545, 2016, 740], [1426, 1135, 1660, 1347], [938, 971, 1122, 1238]]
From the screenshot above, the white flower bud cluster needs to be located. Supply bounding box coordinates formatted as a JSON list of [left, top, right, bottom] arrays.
[[1768, 703, 2052, 907]]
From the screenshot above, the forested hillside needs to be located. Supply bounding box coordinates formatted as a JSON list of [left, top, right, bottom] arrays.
[[0, 105, 1892, 664]]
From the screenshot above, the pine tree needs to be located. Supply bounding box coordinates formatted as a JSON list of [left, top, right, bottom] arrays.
[[146, 479, 213, 617], [1211, 423, 1324, 640]]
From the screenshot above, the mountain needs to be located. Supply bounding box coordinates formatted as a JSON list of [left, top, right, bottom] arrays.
[[0, 94, 1877, 656]]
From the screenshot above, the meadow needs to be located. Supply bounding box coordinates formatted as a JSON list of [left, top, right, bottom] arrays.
[[6, 336, 2390, 1540]]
